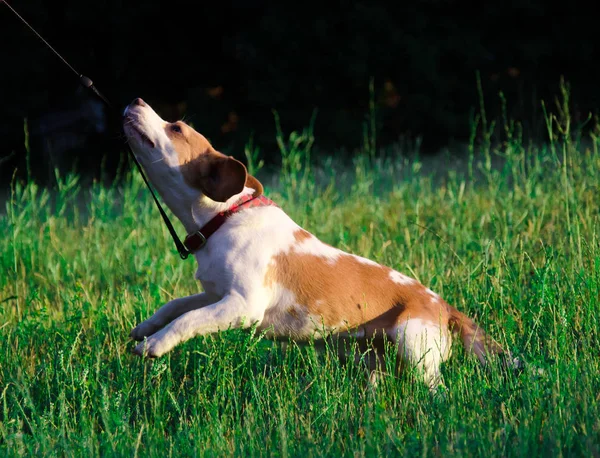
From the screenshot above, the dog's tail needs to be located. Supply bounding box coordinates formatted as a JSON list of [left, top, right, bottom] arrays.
[[447, 305, 521, 369]]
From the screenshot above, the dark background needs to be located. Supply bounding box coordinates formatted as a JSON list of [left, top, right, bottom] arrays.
[[1, 0, 598, 188]]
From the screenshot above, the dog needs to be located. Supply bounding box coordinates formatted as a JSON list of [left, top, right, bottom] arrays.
[[123, 97, 513, 391]]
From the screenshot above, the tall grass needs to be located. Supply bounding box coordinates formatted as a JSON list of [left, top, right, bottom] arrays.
[[1, 86, 599, 456]]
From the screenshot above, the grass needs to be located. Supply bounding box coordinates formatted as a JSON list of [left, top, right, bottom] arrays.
[[1, 86, 600, 456]]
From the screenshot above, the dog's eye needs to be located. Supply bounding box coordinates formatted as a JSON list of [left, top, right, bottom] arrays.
[[170, 124, 182, 133]]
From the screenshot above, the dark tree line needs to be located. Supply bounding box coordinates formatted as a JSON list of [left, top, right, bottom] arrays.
[[1, 0, 598, 187]]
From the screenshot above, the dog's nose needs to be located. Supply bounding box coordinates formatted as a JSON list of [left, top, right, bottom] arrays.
[[132, 97, 147, 107]]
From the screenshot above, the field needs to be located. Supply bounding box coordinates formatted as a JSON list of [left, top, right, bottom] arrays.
[[1, 94, 600, 456]]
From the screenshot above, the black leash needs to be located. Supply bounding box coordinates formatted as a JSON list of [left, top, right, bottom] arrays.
[[2, 0, 191, 259]]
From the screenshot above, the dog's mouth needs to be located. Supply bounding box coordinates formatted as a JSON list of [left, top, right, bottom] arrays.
[[123, 116, 156, 148]]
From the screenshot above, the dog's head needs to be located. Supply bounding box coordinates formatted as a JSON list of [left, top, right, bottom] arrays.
[[123, 98, 258, 215]]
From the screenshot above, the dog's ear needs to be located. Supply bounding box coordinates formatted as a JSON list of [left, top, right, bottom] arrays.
[[190, 152, 247, 202], [245, 174, 264, 197]]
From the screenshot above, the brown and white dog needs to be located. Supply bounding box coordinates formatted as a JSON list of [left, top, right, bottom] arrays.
[[123, 97, 512, 390]]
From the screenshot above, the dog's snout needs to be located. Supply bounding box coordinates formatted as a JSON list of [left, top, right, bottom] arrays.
[[124, 97, 147, 116], [132, 97, 147, 107]]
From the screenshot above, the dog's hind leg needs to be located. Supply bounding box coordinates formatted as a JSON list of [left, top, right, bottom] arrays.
[[365, 346, 387, 388], [391, 318, 452, 392]]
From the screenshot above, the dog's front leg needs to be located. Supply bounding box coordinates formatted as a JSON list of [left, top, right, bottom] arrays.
[[133, 292, 262, 358], [131, 292, 221, 341]]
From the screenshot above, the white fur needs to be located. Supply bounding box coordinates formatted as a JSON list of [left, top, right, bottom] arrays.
[[258, 285, 326, 339], [352, 255, 381, 267], [291, 236, 342, 263], [389, 270, 417, 285], [392, 319, 452, 389], [124, 102, 200, 231]]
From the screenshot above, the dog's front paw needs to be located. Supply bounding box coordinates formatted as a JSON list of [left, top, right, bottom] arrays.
[[130, 321, 160, 341], [133, 337, 162, 358], [132, 330, 176, 358]]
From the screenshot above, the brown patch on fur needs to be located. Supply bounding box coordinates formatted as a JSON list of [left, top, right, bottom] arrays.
[[166, 121, 247, 202], [266, 230, 451, 338], [293, 229, 312, 243]]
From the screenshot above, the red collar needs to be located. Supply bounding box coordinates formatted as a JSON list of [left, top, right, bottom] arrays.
[[183, 194, 277, 252]]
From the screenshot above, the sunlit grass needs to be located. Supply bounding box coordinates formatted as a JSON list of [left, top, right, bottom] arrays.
[[1, 87, 599, 456]]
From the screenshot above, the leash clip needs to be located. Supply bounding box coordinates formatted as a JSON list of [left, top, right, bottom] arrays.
[[190, 231, 207, 250]]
